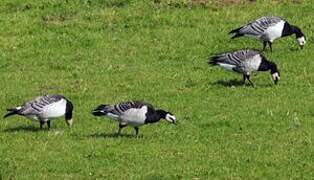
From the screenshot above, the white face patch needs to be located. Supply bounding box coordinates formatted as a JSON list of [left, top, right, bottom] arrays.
[[272, 72, 280, 81], [66, 118, 73, 127], [297, 36, 306, 46], [165, 114, 176, 124]]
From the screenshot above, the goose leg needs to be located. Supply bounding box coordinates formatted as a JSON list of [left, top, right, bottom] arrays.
[[263, 41, 267, 51], [268, 42, 273, 52], [134, 127, 139, 136], [246, 75, 255, 87], [117, 123, 127, 135], [242, 74, 247, 85], [39, 121, 45, 129], [47, 120, 51, 129]]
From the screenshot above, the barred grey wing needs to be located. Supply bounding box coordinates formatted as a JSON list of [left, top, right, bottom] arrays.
[[240, 16, 282, 36]]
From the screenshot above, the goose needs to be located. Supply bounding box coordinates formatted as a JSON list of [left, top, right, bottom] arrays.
[[229, 16, 306, 52], [209, 49, 280, 87], [92, 100, 176, 136], [4, 94, 74, 129]]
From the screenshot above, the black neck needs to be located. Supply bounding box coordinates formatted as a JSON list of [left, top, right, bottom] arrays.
[[282, 22, 304, 38], [292, 25, 304, 38], [144, 109, 167, 124], [65, 100, 73, 120], [258, 56, 278, 74]]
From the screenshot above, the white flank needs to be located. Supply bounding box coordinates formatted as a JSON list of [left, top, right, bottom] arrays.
[[217, 63, 236, 71], [264, 20, 285, 42], [41, 99, 67, 119], [246, 55, 262, 71], [120, 106, 147, 126]]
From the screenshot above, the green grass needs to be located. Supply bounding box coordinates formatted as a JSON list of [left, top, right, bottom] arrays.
[[1, 0, 314, 179]]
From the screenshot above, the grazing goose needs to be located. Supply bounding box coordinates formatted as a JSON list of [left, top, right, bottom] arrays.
[[4, 94, 74, 129], [209, 49, 280, 87], [229, 16, 306, 52], [92, 100, 176, 136]]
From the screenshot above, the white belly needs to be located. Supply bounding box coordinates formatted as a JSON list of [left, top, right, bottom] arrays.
[[264, 20, 285, 42], [25, 115, 40, 121], [120, 106, 147, 126], [246, 34, 262, 39], [25, 115, 52, 122]]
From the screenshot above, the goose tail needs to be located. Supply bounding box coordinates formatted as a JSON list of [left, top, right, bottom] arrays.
[[229, 27, 244, 39], [208, 55, 221, 66], [4, 107, 21, 118], [92, 104, 110, 116]]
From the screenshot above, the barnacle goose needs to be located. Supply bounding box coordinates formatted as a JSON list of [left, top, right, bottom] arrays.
[[229, 16, 306, 52], [209, 49, 280, 87], [4, 94, 74, 129], [92, 100, 176, 136]]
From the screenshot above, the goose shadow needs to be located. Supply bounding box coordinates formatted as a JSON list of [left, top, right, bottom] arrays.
[[212, 79, 274, 88], [88, 132, 142, 139], [212, 79, 246, 87], [289, 47, 302, 51], [3, 125, 42, 133]]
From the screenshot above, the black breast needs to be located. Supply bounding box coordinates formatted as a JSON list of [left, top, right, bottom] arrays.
[[281, 22, 293, 37], [144, 106, 159, 124]]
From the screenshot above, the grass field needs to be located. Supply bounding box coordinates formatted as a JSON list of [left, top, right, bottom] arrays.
[[1, 0, 314, 179]]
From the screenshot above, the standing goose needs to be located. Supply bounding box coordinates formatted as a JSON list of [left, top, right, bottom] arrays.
[[92, 100, 176, 136], [229, 16, 306, 52], [209, 49, 280, 87], [4, 94, 74, 129]]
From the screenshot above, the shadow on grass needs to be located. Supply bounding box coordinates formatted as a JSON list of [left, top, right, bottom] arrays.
[[289, 47, 302, 51], [212, 79, 245, 87], [212, 79, 274, 88], [88, 132, 141, 138], [3, 125, 41, 133]]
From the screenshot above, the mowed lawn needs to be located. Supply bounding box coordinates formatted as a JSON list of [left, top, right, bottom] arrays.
[[1, 0, 314, 179]]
